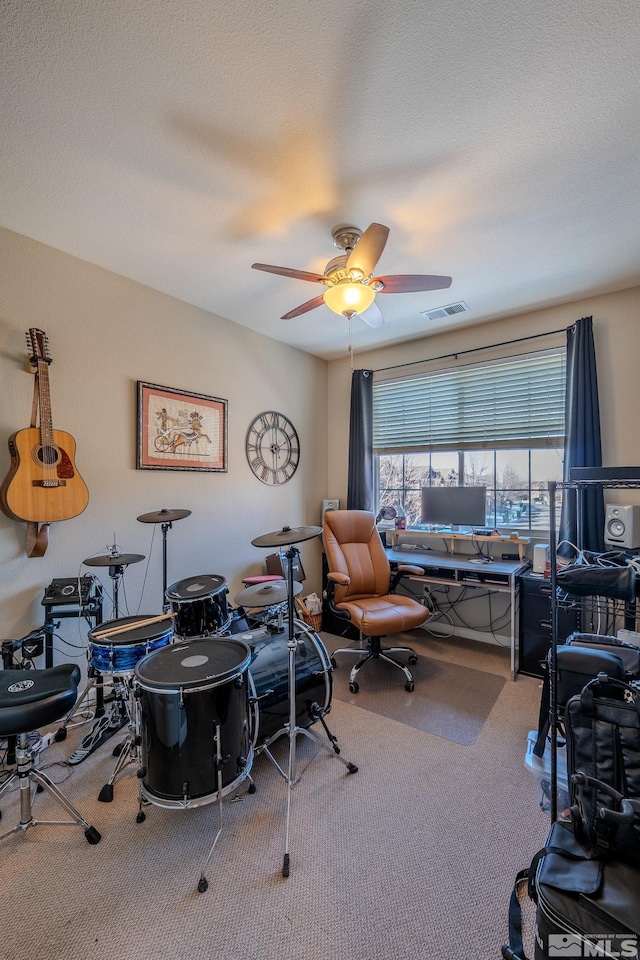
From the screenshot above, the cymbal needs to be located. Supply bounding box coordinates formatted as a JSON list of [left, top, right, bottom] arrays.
[[84, 553, 145, 567], [234, 579, 303, 608], [137, 508, 192, 524], [251, 525, 322, 548]]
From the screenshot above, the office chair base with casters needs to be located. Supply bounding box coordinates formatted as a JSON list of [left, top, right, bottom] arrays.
[[0, 665, 101, 845], [331, 635, 418, 692]]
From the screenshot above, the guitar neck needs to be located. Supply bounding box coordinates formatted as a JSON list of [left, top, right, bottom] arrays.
[[36, 358, 54, 444]]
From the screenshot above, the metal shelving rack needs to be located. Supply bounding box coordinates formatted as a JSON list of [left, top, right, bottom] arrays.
[[547, 473, 640, 822]]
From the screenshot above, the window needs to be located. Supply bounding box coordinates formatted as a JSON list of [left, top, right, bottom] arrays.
[[373, 349, 566, 531]]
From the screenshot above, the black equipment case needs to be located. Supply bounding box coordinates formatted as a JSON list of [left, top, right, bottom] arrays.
[[502, 821, 640, 959], [505, 673, 640, 959], [565, 632, 640, 677], [565, 674, 640, 857], [532, 645, 627, 759]]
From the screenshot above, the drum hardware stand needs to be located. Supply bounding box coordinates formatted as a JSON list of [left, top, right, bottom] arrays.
[[68, 672, 129, 766], [136, 508, 192, 612], [54, 666, 104, 743], [250, 535, 358, 878], [195, 722, 225, 894], [134, 714, 255, 894], [160, 520, 172, 613], [97, 680, 140, 802], [195, 736, 258, 893], [108, 562, 126, 619]]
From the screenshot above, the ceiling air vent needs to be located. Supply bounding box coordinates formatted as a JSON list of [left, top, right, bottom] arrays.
[[420, 301, 469, 321]]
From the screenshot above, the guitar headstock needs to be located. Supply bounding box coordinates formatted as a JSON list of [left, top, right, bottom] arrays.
[[26, 328, 52, 366]]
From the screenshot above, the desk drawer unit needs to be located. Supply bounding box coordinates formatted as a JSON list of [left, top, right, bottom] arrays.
[[519, 573, 579, 678]]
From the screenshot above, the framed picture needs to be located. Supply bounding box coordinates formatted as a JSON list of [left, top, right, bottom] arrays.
[[137, 381, 228, 472]]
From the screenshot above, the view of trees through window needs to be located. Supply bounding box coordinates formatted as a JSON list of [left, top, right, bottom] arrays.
[[376, 448, 565, 531]]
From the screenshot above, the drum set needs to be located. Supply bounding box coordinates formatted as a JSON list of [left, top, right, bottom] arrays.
[[69, 511, 358, 891]]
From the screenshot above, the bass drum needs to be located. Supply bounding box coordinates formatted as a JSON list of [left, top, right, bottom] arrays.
[[166, 574, 231, 638], [134, 637, 253, 808], [244, 619, 333, 747]]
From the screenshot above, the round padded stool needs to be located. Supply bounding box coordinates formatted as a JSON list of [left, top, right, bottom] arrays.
[[0, 664, 101, 844]]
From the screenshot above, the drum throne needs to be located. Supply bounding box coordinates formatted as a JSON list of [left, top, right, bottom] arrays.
[[0, 664, 101, 844]]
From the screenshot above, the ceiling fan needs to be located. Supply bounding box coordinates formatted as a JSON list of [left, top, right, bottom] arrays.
[[252, 223, 452, 328]]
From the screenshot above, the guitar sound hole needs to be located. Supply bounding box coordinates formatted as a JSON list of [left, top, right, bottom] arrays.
[[37, 445, 59, 466]]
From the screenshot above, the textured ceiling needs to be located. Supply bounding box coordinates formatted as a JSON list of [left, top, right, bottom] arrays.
[[2, 0, 640, 360]]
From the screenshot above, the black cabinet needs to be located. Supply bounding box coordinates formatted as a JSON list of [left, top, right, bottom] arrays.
[[519, 571, 579, 678]]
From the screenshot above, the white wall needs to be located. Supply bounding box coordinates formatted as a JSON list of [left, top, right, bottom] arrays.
[[327, 287, 640, 509], [0, 227, 329, 650]]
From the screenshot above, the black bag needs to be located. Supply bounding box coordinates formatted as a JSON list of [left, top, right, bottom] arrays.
[[532, 645, 626, 759], [565, 675, 640, 858], [502, 821, 640, 960], [556, 562, 636, 601], [565, 632, 640, 676]]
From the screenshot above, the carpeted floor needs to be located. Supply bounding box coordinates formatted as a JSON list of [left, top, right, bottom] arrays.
[[0, 630, 548, 960], [330, 631, 506, 745]]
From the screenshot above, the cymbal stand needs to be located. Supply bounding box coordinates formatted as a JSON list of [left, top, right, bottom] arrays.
[[257, 543, 358, 877], [161, 520, 172, 612], [108, 563, 125, 618]]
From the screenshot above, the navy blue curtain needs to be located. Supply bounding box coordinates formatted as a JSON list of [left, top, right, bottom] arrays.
[[558, 316, 604, 555], [347, 369, 374, 511]]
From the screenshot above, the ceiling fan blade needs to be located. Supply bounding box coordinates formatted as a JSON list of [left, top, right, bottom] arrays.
[[252, 263, 326, 284], [281, 295, 326, 320], [372, 274, 453, 293], [346, 223, 389, 277], [359, 301, 384, 328]]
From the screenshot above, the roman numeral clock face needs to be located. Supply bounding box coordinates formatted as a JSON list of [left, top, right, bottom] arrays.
[[245, 412, 300, 485]]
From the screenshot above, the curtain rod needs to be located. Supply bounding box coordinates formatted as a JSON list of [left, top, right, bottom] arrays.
[[373, 325, 570, 374]]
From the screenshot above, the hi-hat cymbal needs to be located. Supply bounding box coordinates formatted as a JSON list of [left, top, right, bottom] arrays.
[[137, 508, 192, 523], [84, 553, 145, 567], [251, 525, 322, 548], [234, 580, 303, 608]]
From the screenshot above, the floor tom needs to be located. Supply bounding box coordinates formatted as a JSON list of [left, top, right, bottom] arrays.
[[135, 637, 252, 808]]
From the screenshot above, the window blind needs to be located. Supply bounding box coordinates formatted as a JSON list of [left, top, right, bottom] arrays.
[[373, 349, 566, 454]]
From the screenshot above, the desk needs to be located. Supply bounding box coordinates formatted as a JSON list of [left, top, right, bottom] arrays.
[[386, 547, 529, 679], [386, 528, 530, 560]]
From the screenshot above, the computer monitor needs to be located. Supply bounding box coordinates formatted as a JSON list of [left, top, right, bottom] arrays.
[[420, 485, 487, 531]]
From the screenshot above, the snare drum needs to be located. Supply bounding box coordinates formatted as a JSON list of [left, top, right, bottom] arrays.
[[88, 616, 173, 676], [166, 574, 231, 638], [134, 637, 253, 808], [244, 619, 333, 746]]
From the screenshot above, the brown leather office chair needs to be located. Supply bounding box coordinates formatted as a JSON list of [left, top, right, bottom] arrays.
[[322, 510, 429, 692]]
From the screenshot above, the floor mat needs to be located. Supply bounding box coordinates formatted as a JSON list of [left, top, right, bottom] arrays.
[[329, 639, 506, 745]]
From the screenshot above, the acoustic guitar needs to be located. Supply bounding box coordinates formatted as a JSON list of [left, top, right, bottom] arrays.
[[0, 328, 89, 523]]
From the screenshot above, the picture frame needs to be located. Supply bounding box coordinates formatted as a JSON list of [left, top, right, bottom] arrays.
[[136, 381, 228, 472]]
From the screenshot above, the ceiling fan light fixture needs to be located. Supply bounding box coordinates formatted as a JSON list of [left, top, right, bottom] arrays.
[[323, 281, 376, 317]]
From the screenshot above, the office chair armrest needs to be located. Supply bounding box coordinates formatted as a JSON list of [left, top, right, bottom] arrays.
[[327, 572, 350, 586], [324, 573, 352, 622], [390, 564, 425, 590], [397, 564, 425, 576]]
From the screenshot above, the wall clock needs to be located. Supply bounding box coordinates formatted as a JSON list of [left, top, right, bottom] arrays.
[[246, 411, 300, 485]]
